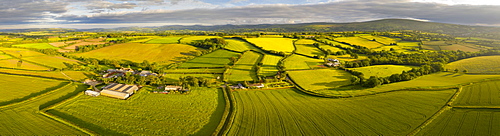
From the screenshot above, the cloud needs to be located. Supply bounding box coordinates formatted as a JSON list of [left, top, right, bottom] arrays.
[[0, 0, 69, 24], [85, 1, 138, 12]]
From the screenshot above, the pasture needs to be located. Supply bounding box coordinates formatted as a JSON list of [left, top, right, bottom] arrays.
[[0, 68, 89, 81], [454, 80, 500, 106], [318, 43, 345, 52], [283, 54, 324, 70], [359, 35, 397, 45], [224, 38, 262, 52], [226, 51, 261, 82], [246, 38, 295, 53], [76, 43, 200, 64], [163, 68, 225, 73], [312, 72, 500, 97], [260, 55, 283, 77], [22, 56, 83, 69], [180, 36, 221, 44], [0, 59, 49, 70], [0, 53, 12, 60], [12, 43, 60, 49], [288, 69, 351, 90], [349, 65, 416, 79], [0, 48, 47, 57], [51, 87, 223, 135], [0, 83, 88, 135], [229, 88, 455, 135], [145, 37, 182, 44], [179, 49, 240, 68], [162, 74, 221, 82], [417, 108, 500, 136], [334, 37, 384, 49], [446, 56, 500, 73], [63, 41, 106, 50], [294, 39, 324, 57], [0, 74, 65, 103], [422, 41, 483, 52], [320, 39, 354, 49]]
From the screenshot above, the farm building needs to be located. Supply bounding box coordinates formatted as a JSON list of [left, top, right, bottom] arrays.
[[85, 90, 100, 97], [165, 86, 182, 91], [100, 83, 139, 99]]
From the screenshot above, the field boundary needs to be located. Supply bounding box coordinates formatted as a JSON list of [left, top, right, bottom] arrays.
[[218, 87, 237, 136]]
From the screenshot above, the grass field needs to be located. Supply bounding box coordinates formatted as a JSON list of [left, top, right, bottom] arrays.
[[349, 65, 416, 79], [0, 68, 89, 81], [0, 48, 47, 57], [246, 38, 295, 53], [180, 36, 221, 44], [288, 69, 351, 90], [229, 88, 455, 135], [359, 35, 397, 45], [0, 59, 49, 70], [224, 38, 262, 52], [313, 72, 500, 97], [320, 39, 354, 49], [179, 49, 240, 68], [422, 41, 483, 52], [334, 37, 384, 49], [0, 83, 87, 135], [446, 56, 500, 73], [12, 43, 60, 49], [163, 68, 225, 73], [260, 55, 283, 77], [22, 56, 82, 69], [318, 43, 345, 52], [76, 43, 200, 64], [0, 53, 12, 60], [163, 74, 221, 82], [283, 54, 324, 70], [0, 74, 65, 103], [145, 37, 182, 44], [51, 87, 223, 135], [294, 39, 324, 57], [417, 108, 500, 136], [453, 80, 500, 106], [63, 41, 106, 50], [226, 51, 261, 82]]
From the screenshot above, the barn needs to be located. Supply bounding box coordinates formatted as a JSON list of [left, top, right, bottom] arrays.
[[100, 83, 139, 99]]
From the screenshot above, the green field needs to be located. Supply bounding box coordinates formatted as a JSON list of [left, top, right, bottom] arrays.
[[422, 41, 483, 52], [318, 43, 345, 52], [417, 108, 500, 136], [453, 80, 500, 106], [320, 39, 354, 49], [229, 88, 455, 135], [224, 38, 262, 52], [0, 68, 89, 81], [12, 43, 60, 49], [180, 36, 221, 44], [163, 74, 221, 82], [0, 74, 66, 103], [260, 55, 283, 77], [163, 68, 225, 73], [446, 56, 500, 73], [51, 87, 223, 135], [246, 38, 295, 53], [226, 51, 261, 82], [334, 37, 384, 49], [294, 39, 324, 57], [0, 53, 12, 60], [0, 48, 47, 57], [288, 69, 351, 90], [22, 56, 82, 69], [179, 49, 240, 68], [145, 37, 182, 44], [349, 65, 416, 79], [0, 82, 87, 135], [313, 72, 500, 97], [283, 54, 324, 70], [359, 35, 397, 45], [0, 59, 49, 70], [76, 43, 200, 64]]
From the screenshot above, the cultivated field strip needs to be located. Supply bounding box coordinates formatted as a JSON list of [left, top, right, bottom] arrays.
[[454, 80, 500, 106], [417, 109, 500, 136], [226, 51, 261, 82], [229, 88, 455, 135], [260, 55, 282, 76], [180, 49, 240, 68]]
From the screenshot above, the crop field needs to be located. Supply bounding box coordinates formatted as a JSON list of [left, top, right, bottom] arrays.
[[51, 87, 222, 135], [446, 56, 500, 73], [0, 83, 87, 135], [179, 49, 240, 68], [417, 108, 500, 136], [180, 36, 221, 44], [226, 51, 261, 82], [76, 43, 200, 64], [283, 54, 324, 70], [0, 68, 88, 81], [334, 37, 384, 49], [49, 42, 67, 47], [246, 38, 295, 53], [0, 59, 49, 70], [22, 56, 82, 69], [229, 88, 455, 135], [359, 35, 397, 45], [163, 74, 221, 82], [224, 38, 262, 52], [0, 74, 65, 103], [0, 53, 12, 60], [295, 39, 324, 57], [318, 43, 345, 52], [12, 43, 60, 49], [313, 72, 500, 97], [260, 55, 283, 77], [349, 65, 416, 79], [453, 80, 500, 106], [288, 69, 351, 90], [145, 37, 182, 44], [0, 48, 48, 57]]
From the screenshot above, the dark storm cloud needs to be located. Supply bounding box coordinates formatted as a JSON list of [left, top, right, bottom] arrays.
[[0, 0, 68, 24]]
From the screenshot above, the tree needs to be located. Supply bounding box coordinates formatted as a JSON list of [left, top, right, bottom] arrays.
[[350, 75, 360, 85], [463, 69, 468, 73], [363, 76, 382, 88], [454, 68, 459, 73]]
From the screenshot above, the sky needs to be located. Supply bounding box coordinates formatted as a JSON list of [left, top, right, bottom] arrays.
[[1, 0, 500, 29]]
